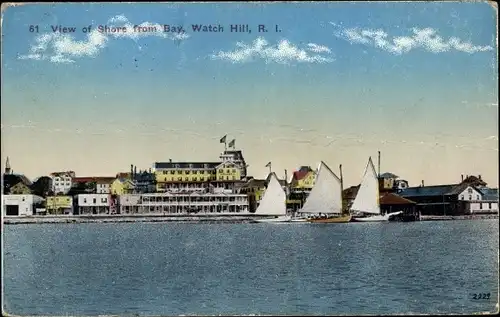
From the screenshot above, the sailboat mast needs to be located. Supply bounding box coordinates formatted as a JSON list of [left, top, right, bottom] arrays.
[[378, 151, 381, 178], [339, 164, 344, 214]]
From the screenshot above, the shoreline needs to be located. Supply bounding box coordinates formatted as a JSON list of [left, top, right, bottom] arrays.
[[2, 214, 263, 224], [2, 213, 498, 224]]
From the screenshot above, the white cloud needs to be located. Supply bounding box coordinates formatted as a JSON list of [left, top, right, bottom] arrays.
[[307, 43, 331, 53], [331, 23, 493, 55], [18, 15, 190, 63], [211, 37, 334, 64]]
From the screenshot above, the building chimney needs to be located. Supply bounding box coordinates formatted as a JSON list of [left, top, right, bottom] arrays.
[[461, 174, 464, 182], [478, 175, 482, 180], [130, 164, 133, 178], [169, 158, 172, 163], [421, 180, 424, 187], [134, 166, 137, 177]]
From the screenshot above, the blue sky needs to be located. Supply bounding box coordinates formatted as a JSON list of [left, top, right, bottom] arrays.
[[1, 2, 498, 187]]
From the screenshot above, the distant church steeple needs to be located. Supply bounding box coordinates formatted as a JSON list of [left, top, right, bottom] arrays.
[[5, 157, 11, 174]]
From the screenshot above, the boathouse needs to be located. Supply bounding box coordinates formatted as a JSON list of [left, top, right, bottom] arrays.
[[399, 183, 484, 216]]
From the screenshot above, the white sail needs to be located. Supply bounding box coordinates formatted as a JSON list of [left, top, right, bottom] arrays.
[[350, 157, 380, 215], [255, 172, 286, 216], [300, 161, 342, 215]]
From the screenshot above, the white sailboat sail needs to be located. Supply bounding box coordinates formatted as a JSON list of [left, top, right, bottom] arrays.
[[299, 161, 342, 215], [350, 157, 380, 215], [255, 172, 287, 216]]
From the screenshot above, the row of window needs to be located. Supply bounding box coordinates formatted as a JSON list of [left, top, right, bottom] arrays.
[[478, 202, 494, 209], [159, 176, 237, 182], [141, 196, 246, 202], [82, 198, 108, 203], [160, 169, 238, 175], [54, 182, 71, 186], [460, 195, 481, 200]]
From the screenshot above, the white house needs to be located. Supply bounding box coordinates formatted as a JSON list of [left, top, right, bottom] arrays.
[[457, 185, 484, 201], [3, 194, 44, 216], [50, 171, 75, 194], [95, 177, 115, 194], [467, 188, 499, 214], [76, 194, 113, 214]]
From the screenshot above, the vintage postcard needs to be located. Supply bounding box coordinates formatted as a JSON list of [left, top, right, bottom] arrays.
[[1, 1, 498, 316]]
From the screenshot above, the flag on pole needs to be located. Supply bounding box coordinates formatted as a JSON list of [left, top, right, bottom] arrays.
[[220, 135, 227, 143], [265, 162, 271, 168], [228, 139, 235, 148]]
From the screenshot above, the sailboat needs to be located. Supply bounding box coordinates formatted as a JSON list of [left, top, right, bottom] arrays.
[[298, 161, 351, 223], [350, 157, 402, 222], [253, 172, 291, 223]]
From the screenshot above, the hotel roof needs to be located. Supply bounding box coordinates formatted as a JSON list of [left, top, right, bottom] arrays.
[[154, 162, 220, 169]]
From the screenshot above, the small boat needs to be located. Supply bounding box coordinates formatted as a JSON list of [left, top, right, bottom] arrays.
[[253, 172, 290, 223], [352, 211, 403, 222], [298, 161, 348, 223], [350, 157, 398, 222]]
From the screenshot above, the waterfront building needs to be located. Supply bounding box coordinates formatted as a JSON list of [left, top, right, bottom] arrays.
[[378, 172, 409, 192], [290, 166, 316, 192], [219, 150, 248, 179], [2, 194, 44, 216], [239, 178, 267, 212], [286, 166, 316, 211], [154, 150, 248, 193], [9, 182, 32, 195], [49, 171, 75, 194], [379, 192, 418, 221], [131, 168, 156, 194], [46, 195, 73, 214], [95, 177, 116, 194], [3, 158, 33, 195], [400, 182, 486, 215], [118, 192, 250, 214], [466, 188, 499, 214], [111, 178, 135, 195], [76, 194, 113, 214], [154, 161, 219, 192]]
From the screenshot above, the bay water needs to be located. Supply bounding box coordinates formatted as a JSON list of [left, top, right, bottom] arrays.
[[3, 220, 498, 315]]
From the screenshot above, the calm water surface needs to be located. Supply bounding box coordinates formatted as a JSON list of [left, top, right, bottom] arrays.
[[3, 220, 499, 315]]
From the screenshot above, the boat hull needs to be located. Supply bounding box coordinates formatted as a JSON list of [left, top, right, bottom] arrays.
[[253, 215, 291, 223], [352, 211, 403, 222], [307, 214, 352, 223], [290, 218, 308, 223]]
